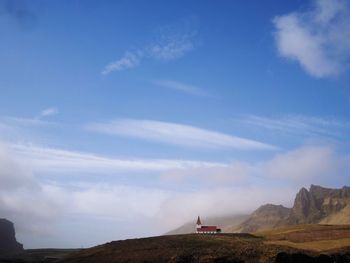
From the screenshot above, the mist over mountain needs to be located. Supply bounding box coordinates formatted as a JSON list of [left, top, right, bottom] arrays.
[[169, 185, 350, 234]]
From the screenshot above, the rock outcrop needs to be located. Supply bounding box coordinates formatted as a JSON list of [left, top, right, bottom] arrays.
[[287, 185, 350, 225], [0, 218, 23, 254]]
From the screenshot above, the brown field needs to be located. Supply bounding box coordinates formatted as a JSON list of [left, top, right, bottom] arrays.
[[255, 224, 350, 252]]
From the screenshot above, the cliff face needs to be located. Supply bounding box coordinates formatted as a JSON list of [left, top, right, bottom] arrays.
[[0, 218, 23, 254], [287, 185, 350, 224]]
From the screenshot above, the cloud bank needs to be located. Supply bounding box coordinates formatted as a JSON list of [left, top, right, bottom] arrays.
[[0, 145, 62, 242], [1, 141, 349, 248], [273, 0, 350, 77]]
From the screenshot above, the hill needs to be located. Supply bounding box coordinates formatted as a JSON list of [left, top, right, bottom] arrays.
[[234, 204, 290, 233], [58, 225, 350, 263]]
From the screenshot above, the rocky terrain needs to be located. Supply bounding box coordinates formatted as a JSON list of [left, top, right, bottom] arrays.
[[0, 218, 23, 255]]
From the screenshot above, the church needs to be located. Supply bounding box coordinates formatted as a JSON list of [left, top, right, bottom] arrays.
[[195, 216, 221, 234]]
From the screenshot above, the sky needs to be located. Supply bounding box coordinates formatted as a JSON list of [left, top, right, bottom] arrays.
[[0, 0, 350, 249]]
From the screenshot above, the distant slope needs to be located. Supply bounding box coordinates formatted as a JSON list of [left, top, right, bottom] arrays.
[[165, 214, 249, 235], [235, 204, 290, 233]]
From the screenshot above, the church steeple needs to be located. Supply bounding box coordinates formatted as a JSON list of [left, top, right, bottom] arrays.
[[196, 216, 202, 225]]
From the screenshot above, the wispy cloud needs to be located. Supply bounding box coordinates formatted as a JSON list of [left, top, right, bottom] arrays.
[[153, 80, 212, 97], [101, 51, 142, 75], [236, 114, 350, 138], [8, 143, 226, 174], [102, 17, 197, 75], [87, 119, 277, 150], [147, 21, 196, 60], [37, 107, 59, 119], [273, 0, 350, 77]]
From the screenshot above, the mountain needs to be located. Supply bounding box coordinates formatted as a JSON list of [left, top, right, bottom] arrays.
[[165, 214, 249, 235], [0, 218, 23, 254], [236, 185, 350, 233], [235, 204, 291, 233], [287, 185, 350, 225]]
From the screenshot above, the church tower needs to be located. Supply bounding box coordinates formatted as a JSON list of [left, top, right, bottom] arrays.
[[196, 216, 202, 233]]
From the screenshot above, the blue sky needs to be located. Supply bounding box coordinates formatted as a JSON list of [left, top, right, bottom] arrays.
[[0, 0, 350, 248]]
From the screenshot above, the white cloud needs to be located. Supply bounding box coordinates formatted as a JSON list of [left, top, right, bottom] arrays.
[[153, 80, 212, 97], [160, 145, 349, 188], [261, 145, 340, 183], [37, 107, 58, 119], [148, 31, 195, 60], [87, 119, 277, 151], [0, 144, 62, 242], [8, 143, 226, 174], [161, 161, 251, 186], [273, 0, 350, 77], [102, 17, 197, 75], [101, 51, 142, 75], [237, 114, 350, 138]]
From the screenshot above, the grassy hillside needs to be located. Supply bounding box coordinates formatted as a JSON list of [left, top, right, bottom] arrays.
[[59, 234, 288, 263], [59, 225, 350, 263]]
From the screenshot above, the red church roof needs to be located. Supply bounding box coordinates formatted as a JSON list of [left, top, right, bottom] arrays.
[[196, 216, 202, 225], [197, 225, 221, 232]]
